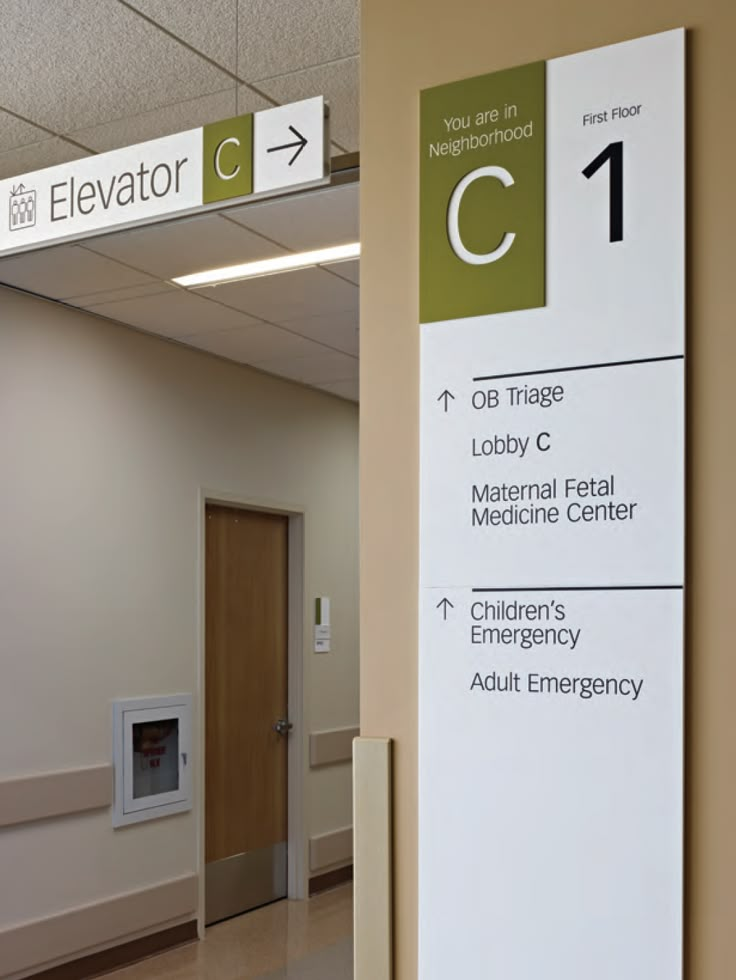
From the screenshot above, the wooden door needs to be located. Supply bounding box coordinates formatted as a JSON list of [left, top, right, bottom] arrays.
[[205, 504, 289, 924]]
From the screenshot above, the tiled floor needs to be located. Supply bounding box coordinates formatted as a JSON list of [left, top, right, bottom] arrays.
[[111, 885, 353, 980]]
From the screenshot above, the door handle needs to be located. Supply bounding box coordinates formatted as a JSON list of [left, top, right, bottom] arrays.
[[273, 718, 294, 737]]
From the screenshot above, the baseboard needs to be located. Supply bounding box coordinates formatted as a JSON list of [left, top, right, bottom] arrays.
[[309, 864, 353, 896], [26, 921, 197, 980], [0, 874, 198, 978]]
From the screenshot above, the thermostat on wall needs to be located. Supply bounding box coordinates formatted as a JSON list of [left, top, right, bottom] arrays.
[[314, 596, 331, 653], [112, 694, 192, 828]]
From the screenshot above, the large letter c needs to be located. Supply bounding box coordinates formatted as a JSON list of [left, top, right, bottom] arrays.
[[214, 137, 241, 181], [447, 166, 515, 265]]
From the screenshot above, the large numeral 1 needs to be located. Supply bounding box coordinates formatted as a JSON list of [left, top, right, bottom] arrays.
[[582, 141, 624, 243]]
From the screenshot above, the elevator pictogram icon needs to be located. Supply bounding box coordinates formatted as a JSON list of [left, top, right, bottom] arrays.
[[9, 183, 36, 231]]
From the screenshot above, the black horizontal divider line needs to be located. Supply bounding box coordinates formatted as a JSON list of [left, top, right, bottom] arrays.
[[472, 354, 684, 383], [471, 585, 684, 593]]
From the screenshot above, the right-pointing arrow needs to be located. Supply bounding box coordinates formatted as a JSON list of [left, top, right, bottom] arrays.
[[437, 389, 455, 412], [267, 125, 308, 166], [436, 597, 455, 620]]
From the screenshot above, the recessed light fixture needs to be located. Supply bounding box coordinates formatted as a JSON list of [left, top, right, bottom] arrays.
[[172, 241, 361, 288]]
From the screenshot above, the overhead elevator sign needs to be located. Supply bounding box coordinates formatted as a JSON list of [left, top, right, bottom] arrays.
[[0, 96, 328, 258], [419, 30, 684, 980]]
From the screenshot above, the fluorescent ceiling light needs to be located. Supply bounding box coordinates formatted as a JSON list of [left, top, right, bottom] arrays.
[[172, 241, 361, 288]]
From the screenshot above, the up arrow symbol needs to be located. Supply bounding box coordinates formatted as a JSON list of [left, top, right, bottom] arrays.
[[437, 389, 455, 413], [436, 597, 455, 620], [267, 125, 308, 166]]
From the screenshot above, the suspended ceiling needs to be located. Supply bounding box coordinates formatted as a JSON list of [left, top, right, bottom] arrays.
[[0, 0, 359, 176], [0, 180, 359, 401], [0, 0, 360, 402]]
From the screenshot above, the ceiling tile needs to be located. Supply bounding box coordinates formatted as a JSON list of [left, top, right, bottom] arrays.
[[186, 322, 333, 362], [227, 182, 359, 251], [324, 258, 359, 284], [0, 0, 231, 133], [123, 0, 239, 71], [85, 289, 261, 339], [0, 244, 155, 299], [256, 57, 359, 151], [66, 282, 177, 308], [85, 213, 285, 280], [204, 266, 358, 322], [237, 0, 358, 80], [70, 88, 262, 153], [317, 378, 359, 402], [0, 138, 91, 181], [278, 309, 358, 355], [0, 109, 48, 153], [252, 349, 358, 384]]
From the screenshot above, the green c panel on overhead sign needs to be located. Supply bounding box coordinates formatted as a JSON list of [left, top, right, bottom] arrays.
[[203, 114, 254, 205], [420, 61, 546, 323]]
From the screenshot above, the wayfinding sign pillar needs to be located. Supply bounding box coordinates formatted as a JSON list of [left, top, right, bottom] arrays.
[[419, 30, 684, 978]]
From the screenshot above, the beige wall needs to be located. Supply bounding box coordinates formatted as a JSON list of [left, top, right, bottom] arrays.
[[360, 2, 736, 977], [0, 286, 358, 950]]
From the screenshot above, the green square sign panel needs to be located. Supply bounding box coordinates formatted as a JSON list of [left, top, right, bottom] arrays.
[[420, 61, 545, 323], [202, 114, 254, 205]]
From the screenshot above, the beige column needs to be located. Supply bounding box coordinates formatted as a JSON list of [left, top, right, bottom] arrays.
[[360, 2, 736, 977]]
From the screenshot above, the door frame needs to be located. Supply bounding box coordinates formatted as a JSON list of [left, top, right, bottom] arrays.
[[196, 488, 308, 935]]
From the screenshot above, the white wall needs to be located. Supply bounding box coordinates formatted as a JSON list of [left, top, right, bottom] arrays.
[[0, 285, 359, 927]]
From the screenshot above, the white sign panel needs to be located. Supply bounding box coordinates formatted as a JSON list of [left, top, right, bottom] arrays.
[[419, 30, 684, 979], [254, 96, 328, 194], [0, 97, 329, 258], [1, 129, 202, 256]]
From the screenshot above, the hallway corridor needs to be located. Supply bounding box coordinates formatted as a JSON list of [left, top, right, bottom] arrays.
[[110, 886, 352, 980]]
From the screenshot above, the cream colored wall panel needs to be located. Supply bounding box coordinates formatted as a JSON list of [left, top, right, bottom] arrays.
[[0, 874, 197, 978], [0, 765, 111, 828], [0, 245, 154, 299], [309, 766, 354, 836], [0, 285, 358, 934], [228, 184, 359, 253], [188, 323, 332, 363], [310, 572, 360, 726], [254, 351, 358, 385], [0, 0, 230, 134], [0, 809, 198, 926], [361, 2, 736, 978]]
